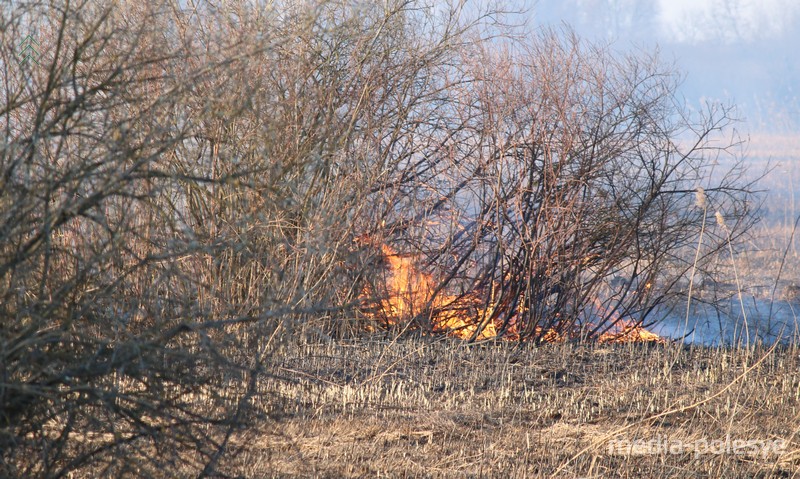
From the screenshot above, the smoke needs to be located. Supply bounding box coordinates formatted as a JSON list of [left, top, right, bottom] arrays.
[[657, 0, 800, 44]]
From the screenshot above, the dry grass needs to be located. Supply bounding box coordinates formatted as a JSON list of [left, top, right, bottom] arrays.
[[0, 2, 790, 477], [201, 337, 800, 478]]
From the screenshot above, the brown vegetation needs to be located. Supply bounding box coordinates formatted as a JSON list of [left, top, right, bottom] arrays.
[[191, 339, 800, 477], [0, 1, 769, 477]]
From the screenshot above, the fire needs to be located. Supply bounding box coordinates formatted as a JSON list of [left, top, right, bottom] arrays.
[[364, 244, 496, 340], [360, 239, 663, 344], [591, 294, 665, 344]]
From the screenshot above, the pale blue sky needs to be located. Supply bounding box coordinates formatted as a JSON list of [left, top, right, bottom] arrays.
[[529, 0, 799, 133]]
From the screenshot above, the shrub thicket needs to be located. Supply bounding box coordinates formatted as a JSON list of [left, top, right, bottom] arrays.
[[0, 1, 755, 476]]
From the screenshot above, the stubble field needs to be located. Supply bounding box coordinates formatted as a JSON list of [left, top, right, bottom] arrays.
[[215, 338, 800, 478]]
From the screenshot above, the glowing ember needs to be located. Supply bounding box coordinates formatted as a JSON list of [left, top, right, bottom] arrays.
[[591, 297, 665, 344], [598, 326, 664, 343]]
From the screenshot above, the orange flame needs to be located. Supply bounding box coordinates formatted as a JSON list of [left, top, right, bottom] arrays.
[[360, 240, 662, 344], [362, 244, 495, 340]]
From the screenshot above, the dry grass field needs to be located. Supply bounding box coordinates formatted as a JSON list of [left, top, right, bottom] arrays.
[[213, 338, 800, 478]]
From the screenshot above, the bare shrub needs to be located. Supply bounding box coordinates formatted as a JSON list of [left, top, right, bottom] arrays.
[[366, 29, 758, 342], [0, 0, 760, 477], [0, 2, 270, 476], [0, 0, 497, 476]]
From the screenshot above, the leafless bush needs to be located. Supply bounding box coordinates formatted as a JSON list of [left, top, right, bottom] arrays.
[[367, 29, 758, 342], [0, 0, 760, 476], [477, 31, 757, 342], [0, 0, 506, 476], [0, 2, 266, 476]]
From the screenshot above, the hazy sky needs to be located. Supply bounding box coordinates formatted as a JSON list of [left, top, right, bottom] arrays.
[[530, 0, 800, 132], [657, 0, 800, 44]]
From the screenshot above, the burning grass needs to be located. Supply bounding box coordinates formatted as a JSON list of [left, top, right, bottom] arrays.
[[217, 337, 800, 478], [360, 241, 664, 344]]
